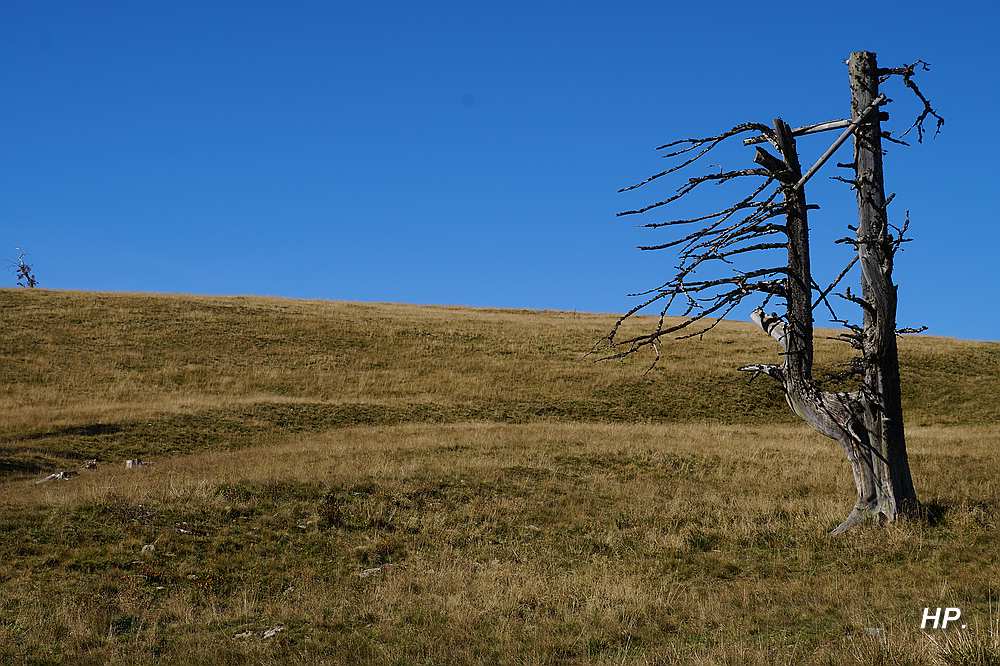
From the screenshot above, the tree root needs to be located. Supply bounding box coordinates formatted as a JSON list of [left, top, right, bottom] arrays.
[[830, 505, 881, 536]]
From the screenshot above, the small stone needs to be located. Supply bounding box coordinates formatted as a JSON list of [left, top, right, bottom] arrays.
[[35, 470, 77, 484]]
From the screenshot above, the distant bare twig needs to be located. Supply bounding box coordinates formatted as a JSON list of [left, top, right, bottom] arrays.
[[12, 248, 38, 288]]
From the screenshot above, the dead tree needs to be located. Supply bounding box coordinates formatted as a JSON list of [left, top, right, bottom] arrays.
[[606, 51, 941, 534], [13, 249, 38, 288]]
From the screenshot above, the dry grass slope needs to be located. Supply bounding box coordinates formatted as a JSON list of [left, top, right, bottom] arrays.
[[1, 289, 999, 664]]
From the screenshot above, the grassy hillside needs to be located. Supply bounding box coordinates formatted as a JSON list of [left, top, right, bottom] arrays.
[[2, 289, 997, 476], [1, 289, 999, 664]]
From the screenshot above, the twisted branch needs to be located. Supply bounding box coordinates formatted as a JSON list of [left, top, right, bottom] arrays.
[[878, 60, 944, 143]]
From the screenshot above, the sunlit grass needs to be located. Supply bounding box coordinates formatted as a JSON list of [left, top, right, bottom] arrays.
[[1, 289, 998, 663]]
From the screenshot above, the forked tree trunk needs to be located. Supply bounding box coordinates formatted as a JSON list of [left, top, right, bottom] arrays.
[[747, 52, 918, 533], [749, 306, 879, 535], [610, 48, 927, 534]]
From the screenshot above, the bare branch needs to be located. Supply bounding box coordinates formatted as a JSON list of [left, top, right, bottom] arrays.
[[888, 210, 912, 255], [813, 256, 858, 313], [837, 286, 876, 317], [617, 123, 776, 194], [881, 131, 910, 147], [752, 147, 795, 183], [792, 93, 888, 192], [618, 169, 771, 216], [744, 118, 847, 145], [879, 60, 944, 143], [642, 178, 776, 229]]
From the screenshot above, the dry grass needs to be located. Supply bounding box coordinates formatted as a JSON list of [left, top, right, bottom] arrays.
[[1, 289, 999, 664]]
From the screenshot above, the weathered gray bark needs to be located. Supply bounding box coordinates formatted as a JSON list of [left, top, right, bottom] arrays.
[[848, 50, 918, 521], [749, 118, 881, 535], [747, 52, 918, 534], [748, 307, 877, 535]]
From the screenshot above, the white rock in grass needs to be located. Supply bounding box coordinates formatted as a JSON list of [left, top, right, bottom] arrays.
[[35, 470, 76, 484], [262, 625, 285, 639]]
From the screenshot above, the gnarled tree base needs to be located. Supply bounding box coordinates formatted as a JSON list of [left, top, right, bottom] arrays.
[[743, 308, 918, 535], [830, 505, 878, 536]]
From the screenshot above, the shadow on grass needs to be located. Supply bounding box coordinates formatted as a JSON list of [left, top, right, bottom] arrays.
[[920, 501, 951, 527], [13, 423, 123, 442], [0, 456, 47, 476], [917, 499, 997, 529]]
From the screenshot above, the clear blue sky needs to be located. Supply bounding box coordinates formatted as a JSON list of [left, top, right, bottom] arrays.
[[3, 1, 997, 339]]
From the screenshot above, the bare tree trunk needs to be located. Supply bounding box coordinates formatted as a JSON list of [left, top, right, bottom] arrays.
[[772, 119, 813, 379], [749, 307, 879, 534], [848, 50, 918, 521], [750, 116, 889, 535]]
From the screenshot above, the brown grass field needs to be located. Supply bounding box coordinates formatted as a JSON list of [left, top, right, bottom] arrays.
[[1, 288, 999, 664]]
